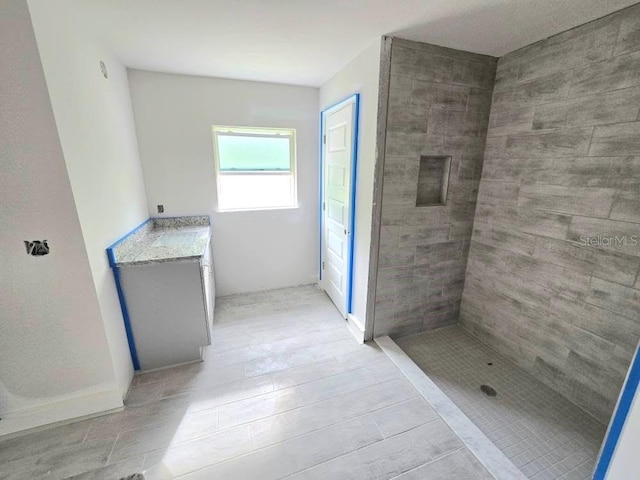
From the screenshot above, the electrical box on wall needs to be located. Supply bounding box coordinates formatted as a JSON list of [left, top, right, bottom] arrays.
[[24, 240, 49, 256]]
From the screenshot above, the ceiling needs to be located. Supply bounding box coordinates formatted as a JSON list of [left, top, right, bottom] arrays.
[[72, 0, 639, 87]]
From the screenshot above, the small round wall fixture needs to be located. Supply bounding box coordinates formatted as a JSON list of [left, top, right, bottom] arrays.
[[480, 384, 497, 397], [100, 61, 108, 79]]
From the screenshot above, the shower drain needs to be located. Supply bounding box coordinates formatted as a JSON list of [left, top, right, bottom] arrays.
[[480, 384, 497, 397]]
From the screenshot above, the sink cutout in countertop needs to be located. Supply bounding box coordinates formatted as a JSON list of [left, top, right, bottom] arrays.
[[152, 232, 198, 247]]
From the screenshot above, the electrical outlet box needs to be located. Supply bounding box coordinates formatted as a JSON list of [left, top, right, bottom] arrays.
[[157, 205, 164, 213], [25, 240, 49, 256]]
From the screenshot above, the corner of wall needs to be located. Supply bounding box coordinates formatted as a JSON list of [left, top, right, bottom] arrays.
[[319, 38, 384, 341], [28, 0, 150, 400]]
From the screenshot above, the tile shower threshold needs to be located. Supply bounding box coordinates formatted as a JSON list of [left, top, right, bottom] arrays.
[[375, 335, 526, 480]]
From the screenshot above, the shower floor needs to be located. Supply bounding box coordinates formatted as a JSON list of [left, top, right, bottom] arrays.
[[396, 326, 607, 480]]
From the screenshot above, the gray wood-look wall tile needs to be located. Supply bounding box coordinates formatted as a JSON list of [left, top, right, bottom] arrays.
[[587, 277, 640, 321], [614, 4, 640, 56], [374, 38, 496, 338], [589, 121, 640, 156], [505, 127, 593, 158], [567, 216, 640, 256], [472, 221, 537, 256], [533, 87, 640, 130], [460, 4, 640, 422], [518, 156, 640, 189], [390, 46, 454, 83], [476, 180, 520, 206], [610, 190, 640, 223], [411, 79, 469, 111], [517, 184, 616, 217], [513, 15, 620, 84], [533, 236, 640, 286], [492, 71, 571, 107], [570, 50, 640, 96], [475, 205, 572, 240]]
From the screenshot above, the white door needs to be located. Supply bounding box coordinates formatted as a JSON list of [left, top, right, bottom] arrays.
[[321, 96, 357, 318]]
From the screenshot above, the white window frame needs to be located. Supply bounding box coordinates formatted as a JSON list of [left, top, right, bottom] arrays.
[[212, 125, 298, 212]]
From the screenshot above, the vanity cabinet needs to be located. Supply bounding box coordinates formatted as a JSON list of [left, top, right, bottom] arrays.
[[118, 239, 215, 371], [200, 241, 215, 343], [107, 216, 214, 371]]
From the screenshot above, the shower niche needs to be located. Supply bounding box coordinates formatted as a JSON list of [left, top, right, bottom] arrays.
[[415, 155, 451, 207]]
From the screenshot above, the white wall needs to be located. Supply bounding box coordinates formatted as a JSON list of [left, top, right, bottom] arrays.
[[319, 40, 381, 329], [128, 70, 319, 296], [28, 1, 150, 396], [0, 0, 122, 434]]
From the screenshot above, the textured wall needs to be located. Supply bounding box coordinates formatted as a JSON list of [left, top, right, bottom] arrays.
[[460, 5, 640, 423], [128, 70, 319, 296], [1, 0, 120, 432], [29, 0, 150, 397], [320, 39, 381, 331], [373, 38, 496, 337]]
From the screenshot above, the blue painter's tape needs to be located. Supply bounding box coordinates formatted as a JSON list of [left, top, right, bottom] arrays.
[[319, 111, 325, 282], [593, 344, 640, 479], [347, 94, 360, 314], [105, 218, 151, 371], [319, 94, 360, 315], [110, 264, 140, 370]]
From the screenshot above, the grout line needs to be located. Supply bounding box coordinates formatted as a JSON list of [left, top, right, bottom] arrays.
[[247, 417, 254, 452], [99, 346, 385, 448], [159, 397, 430, 479], [277, 423, 429, 480], [586, 125, 596, 156], [387, 447, 467, 480], [105, 433, 119, 466], [160, 341, 383, 406], [209, 331, 354, 369], [214, 375, 408, 436], [81, 423, 92, 444], [123, 373, 413, 460]]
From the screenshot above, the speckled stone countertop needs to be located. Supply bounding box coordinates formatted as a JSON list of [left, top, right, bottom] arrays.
[[107, 216, 211, 267]]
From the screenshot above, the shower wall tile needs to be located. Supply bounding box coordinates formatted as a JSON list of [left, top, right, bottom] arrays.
[[474, 205, 572, 240], [589, 120, 640, 156], [610, 190, 640, 223], [504, 127, 593, 158], [569, 50, 640, 95], [374, 39, 497, 338], [461, 3, 640, 423], [492, 71, 571, 107]]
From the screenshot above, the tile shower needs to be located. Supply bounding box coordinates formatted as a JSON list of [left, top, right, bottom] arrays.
[[374, 38, 496, 338], [372, 4, 640, 479]]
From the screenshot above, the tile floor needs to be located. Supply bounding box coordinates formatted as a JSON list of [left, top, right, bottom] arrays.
[[0, 286, 492, 480], [396, 326, 609, 480]]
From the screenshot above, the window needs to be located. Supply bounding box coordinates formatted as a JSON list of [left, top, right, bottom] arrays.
[[212, 126, 297, 211]]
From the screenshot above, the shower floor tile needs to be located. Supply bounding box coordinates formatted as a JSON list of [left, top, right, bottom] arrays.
[[396, 326, 607, 480]]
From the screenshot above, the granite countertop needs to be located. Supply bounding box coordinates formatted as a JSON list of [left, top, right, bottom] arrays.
[[107, 216, 211, 267]]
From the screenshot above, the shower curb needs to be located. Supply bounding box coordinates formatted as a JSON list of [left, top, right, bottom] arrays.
[[375, 335, 526, 480]]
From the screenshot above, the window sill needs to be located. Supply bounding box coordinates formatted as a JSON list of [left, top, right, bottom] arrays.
[[215, 205, 300, 213]]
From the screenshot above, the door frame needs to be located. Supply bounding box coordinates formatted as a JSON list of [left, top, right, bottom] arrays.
[[319, 93, 360, 316]]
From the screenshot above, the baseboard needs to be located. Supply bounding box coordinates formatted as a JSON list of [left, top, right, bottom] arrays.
[[346, 314, 365, 344], [0, 388, 123, 437]]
